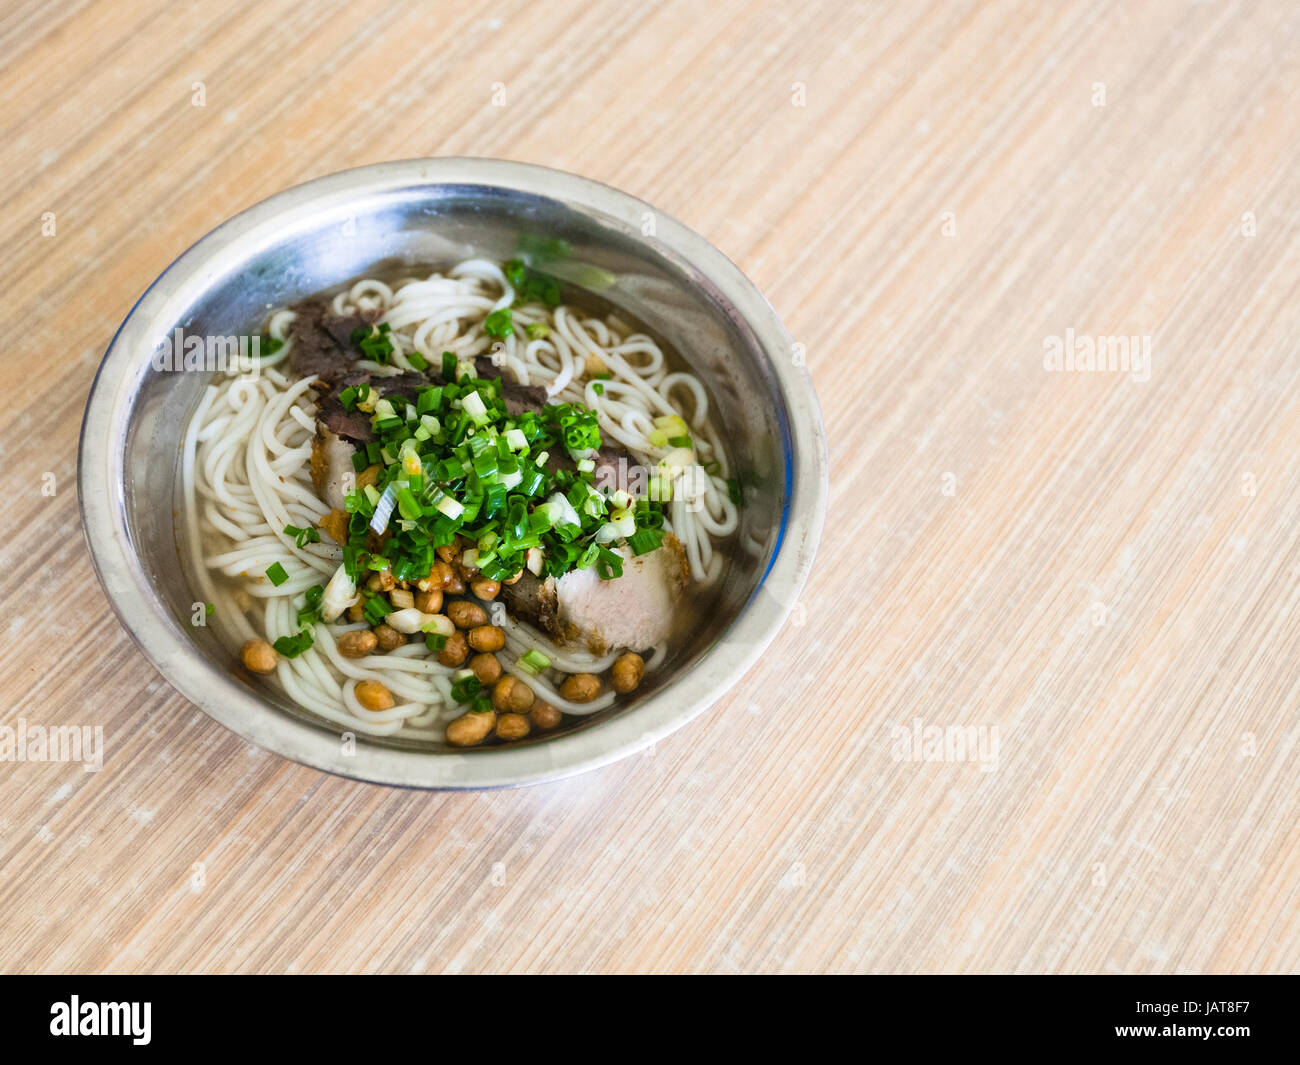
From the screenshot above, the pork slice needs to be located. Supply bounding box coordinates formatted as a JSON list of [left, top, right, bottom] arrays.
[[504, 533, 689, 654], [309, 422, 357, 511]]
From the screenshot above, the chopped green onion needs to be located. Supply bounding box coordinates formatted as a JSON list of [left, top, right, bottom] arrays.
[[265, 562, 289, 586], [519, 648, 550, 673], [461, 389, 489, 424], [484, 308, 514, 338], [272, 630, 313, 658], [363, 595, 392, 626], [627, 527, 663, 555]]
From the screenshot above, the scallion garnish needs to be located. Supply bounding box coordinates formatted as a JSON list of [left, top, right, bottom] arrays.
[[283, 524, 320, 548], [627, 527, 663, 556], [331, 357, 669, 592], [273, 630, 313, 658], [484, 308, 514, 338], [519, 648, 550, 673]]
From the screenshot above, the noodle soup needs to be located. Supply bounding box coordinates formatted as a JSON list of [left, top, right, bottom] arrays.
[[181, 256, 738, 748]]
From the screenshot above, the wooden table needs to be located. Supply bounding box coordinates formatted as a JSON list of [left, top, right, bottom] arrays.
[[2, 0, 1297, 974]]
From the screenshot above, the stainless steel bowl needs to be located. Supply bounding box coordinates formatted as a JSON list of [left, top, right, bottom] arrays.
[[79, 159, 827, 788]]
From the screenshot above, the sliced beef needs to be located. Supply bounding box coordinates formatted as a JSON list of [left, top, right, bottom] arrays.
[[315, 371, 431, 445], [317, 369, 374, 443], [501, 534, 690, 655], [469, 356, 550, 416], [372, 371, 431, 404], [318, 402, 374, 443], [288, 301, 380, 383]]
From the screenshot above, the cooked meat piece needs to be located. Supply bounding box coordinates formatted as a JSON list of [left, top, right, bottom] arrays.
[[371, 371, 430, 403], [309, 423, 357, 511], [317, 370, 373, 442], [318, 400, 374, 443], [288, 301, 379, 383], [499, 570, 559, 632], [470, 356, 549, 415], [314, 370, 432, 445], [501, 534, 689, 654], [551, 534, 689, 653]]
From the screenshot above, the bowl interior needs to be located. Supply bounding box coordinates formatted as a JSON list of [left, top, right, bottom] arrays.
[[107, 167, 798, 766]]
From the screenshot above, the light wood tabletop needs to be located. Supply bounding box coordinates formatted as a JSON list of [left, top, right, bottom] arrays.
[[1, 0, 1297, 974]]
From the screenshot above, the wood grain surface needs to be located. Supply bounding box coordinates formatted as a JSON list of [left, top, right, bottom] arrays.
[[1, 0, 1297, 974]]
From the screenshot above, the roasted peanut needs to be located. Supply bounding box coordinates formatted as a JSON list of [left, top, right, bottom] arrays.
[[530, 702, 562, 730], [446, 709, 496, 746], [365, 569, 397, 594], [467, 625, 505, 652], [373, 624, 404, 652], [495, 713, 531, 741], [346, 601, 366, 623], [437, 629, 470, 667], [436, 541, 461, 564], [470, 652, 502, 685], [611, 652, 645, 693], [560, 673, 602, 703], [428, 559, 455, 590], [414, 586, 443, 614], [470, 577, 501, 600], [337, 630, 378, 658], [445, 574, 466, 595], [447, 600, 488, 629], [240, 639, 277, 674], [492, 675, 535, 712], [355, 680, 395, 711], [503, 569, 524, 585]]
